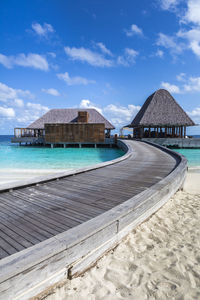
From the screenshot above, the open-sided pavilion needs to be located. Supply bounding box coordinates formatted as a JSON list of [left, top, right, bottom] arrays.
[[126, 89, 195, 139]]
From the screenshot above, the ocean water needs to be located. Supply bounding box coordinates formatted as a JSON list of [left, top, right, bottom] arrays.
[[0, 136, 124, 170], [173, 148, 200, 168]]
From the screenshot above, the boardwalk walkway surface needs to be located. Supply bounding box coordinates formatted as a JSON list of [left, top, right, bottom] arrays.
[[0, 141, 177, 260]]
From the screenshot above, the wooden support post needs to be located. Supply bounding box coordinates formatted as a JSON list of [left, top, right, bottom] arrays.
[[184, 126, 186, 138], [94, 144, 97, 148], [165, 127, 167, 137], [181, 126, 183, 138], [172, 126, 175, 138], [51, 144, 54, 148], [148, 127, 151, 138], [64, 144, 66, 148], [141, 127, 144, 139]]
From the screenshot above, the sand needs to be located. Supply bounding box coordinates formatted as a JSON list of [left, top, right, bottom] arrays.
[[0, 169, 70, 185], [43, 172, 200, 300], [183, 171, 200, 195]]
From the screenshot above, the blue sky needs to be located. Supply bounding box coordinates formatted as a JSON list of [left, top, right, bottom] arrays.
[[0, 0, 200, 134]]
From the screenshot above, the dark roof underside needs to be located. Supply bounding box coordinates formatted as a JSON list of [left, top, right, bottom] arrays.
[[27, 108, 115, 130], [129, 89, 195, 127]]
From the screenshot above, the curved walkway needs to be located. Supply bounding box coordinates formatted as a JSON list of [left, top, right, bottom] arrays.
[[0, 140, 178, 260]]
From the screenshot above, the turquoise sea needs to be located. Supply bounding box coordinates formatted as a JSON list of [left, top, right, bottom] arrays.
[[0, 136, 124, 170], [173, 148, 200, 168], [171, 135, 200, 168], [0, 135, 199, 170]]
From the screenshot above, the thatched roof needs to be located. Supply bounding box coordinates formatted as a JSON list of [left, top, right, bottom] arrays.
[[27, 108, 115, 130], [129, 89, 195, 127]]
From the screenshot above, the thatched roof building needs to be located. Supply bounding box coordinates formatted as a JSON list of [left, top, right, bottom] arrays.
[[13, 108, 115, 145], [128, 89, 195, 138], [27, 108, 115, 130]]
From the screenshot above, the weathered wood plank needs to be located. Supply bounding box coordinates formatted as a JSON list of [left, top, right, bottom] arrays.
[[0, 140, 177, 260]]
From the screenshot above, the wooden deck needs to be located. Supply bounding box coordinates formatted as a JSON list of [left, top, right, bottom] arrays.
[[0, 140, 178, 260]]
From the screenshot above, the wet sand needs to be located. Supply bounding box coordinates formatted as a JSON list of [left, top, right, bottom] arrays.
[[45, 172, 200, 300]]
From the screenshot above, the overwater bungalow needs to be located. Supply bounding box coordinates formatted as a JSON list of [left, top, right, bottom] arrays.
[[127, 89, 195, 139], [12, 109, 115, 147]]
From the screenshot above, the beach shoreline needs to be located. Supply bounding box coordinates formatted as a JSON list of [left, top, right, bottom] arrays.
[[0, 168, 74, 185]]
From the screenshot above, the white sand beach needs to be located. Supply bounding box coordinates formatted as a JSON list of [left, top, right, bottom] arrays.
[[0, 169, 70, 185], [42, 171, 200, 300]]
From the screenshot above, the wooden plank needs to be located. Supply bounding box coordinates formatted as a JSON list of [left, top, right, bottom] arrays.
[[0, 223, 33, 249], [0, 194, 69, 232], [0, 200, 60, 236], [0, 140, 178, 261]]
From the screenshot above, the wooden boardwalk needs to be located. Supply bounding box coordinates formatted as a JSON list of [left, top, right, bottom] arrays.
[[0, 141, 177, 260]]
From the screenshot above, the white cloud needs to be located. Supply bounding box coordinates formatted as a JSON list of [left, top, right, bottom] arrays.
[[183, 0, 200, 25], [0, 53, 49, 71], [177, 27, 200, 57], [176, 72, 186, 81], [79, 99, 140, 128], [64, 46, 113, 67], [14, 53, 49, 71], [42, 88, 60, 96], [14, 99, 24, 107], [16, 103, 49, 124], [159, 0, 180, 10], [26, 102, 49, 112], [184, 76, 200, 92], [156, 33, 183, 54], [0, 82, 34, 102], [32, 22, 54, 37], [96, 42, 113, 56], [0, 82, 18, 101], [187, 107, 200, 124], [161, 74, 200, 94], [117, 48, 139, 66], [190, 40, 200, 56], [0, 54, 13, 68], [0, 82, 48, 127], [155, 49, 164, 58], [0, 107, 15, 118], [48, 52, 56, 58], [188, 107, 200, 117], [125, 48, 139, 61], [125, 24, 143, 37], [161, 82, 181, 93], [79, 99, 102, 114], [157, 1, 200, 59], [57, 72, 96, 86], [104, 104, 141, 122]]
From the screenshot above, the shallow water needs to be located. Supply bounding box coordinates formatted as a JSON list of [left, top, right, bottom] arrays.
[[0, 136, 124, 170], [173, 148, 200, 168]]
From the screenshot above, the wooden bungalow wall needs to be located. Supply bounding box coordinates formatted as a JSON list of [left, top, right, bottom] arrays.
[[45, 123, 105, 143]]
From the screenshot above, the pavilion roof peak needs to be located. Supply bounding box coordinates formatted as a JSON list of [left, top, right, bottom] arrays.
[[129, 89, 195, 127]]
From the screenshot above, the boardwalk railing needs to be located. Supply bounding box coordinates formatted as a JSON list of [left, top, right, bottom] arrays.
[[0, 141, 187, 300]]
